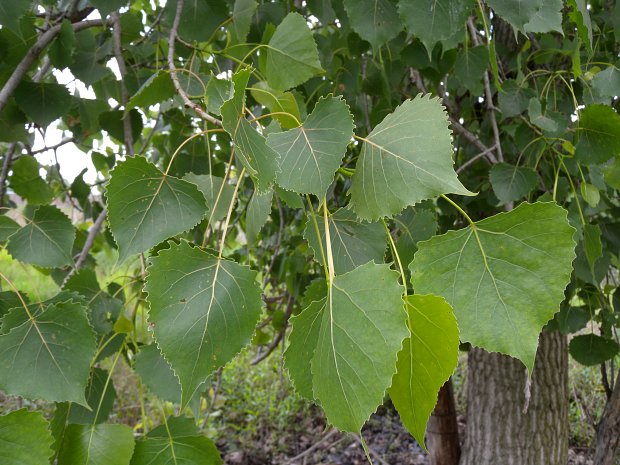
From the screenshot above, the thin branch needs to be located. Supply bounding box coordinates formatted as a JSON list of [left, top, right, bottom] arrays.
[[0, 18, 110, 114], [251, 294, 295, 365], [450, 117, 498, 164], [111, 12, 134, 156], [456, 144, 498, 173], [167, 0, 222, 126], [0, 144, 17, 208], [29, 137, 76, 155]]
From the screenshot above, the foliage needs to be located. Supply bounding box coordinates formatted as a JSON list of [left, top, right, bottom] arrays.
[[0, 0, 618, 463]]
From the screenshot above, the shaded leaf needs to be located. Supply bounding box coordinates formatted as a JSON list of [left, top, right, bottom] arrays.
[[184, 173, 235, 224], [410, 202, 576, 371], [67, 368, 116, 425], [575, 104, 620, 164], [127, 72, 175, 110], [49, 20, 76, 69], [343, 0, 401, 49], [453, 45, 487, 94], [58, 424, 134, 465], [145, 241, 262, 405], [485, 0, 562, 34], [134, 344, 181, 403], [246, 189, 272, 244], [164, 0, 228, 42], [106, 156, 207, 263], [350, 95, 473, 220], [14, 81, 72, 127], [99, 110, 143, 144], [250, 82, 301, 129], [8, 155, 54, 205], [498, 80, 536, 118], [569, 334, 620, 366], [567, 0, 593, 52], [0, 215, 19, 242], [231, 0, 258, 43], [0, 409, 53, 465], [394, 208, 438, 269], [583, 223, 602, 270], [89, 0, 128, 17], [591, 67, 620, 100], [0, 0, 31, 32], [489, 162, 538, 204]]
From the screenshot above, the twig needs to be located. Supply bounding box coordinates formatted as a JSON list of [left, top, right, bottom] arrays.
[[262, 197, 285, 288], [0, 18, 110, 114], [0, 144, 17, 208], [62, 207, 108, 286], [29, 137, 75, 155], [353, 435, 390, 465], [283, 429, 339, 465], [251, 294, 295, 365], [167, 0, 222, 126], [450, 117, 498, 164], [456, 144, 498, 173], [111, 12, 134, 156]]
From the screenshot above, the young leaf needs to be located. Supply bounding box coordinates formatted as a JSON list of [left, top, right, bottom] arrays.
[[569, 334, 620, 366], [267, 96, 354, 197], [265, 12, 324, 91], [350, 95, 473, 220], [0, 299, 96, 405], [6, 205, 75, 268], [58, 424, 135, 465], [575, 104, 620, 164], [398, 0, 472, 55], [489, 162, 538, 204], [8, 156, 54, 205], [250, 82, 301, 129], [144, 241, 262, 406], [304, 208, 386, 274], [311, 262, 407, 432], [343, 0, 401, 49], [410, 202, 576, 371], [106, 156, 207, 263], [0, 409, 53, 465], [389, 295, 459, 448]]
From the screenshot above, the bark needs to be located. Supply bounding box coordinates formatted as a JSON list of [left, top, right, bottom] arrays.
[[427, 379, 461, 465], [594, 371, 620, 465], [460, 330, 568, 465]]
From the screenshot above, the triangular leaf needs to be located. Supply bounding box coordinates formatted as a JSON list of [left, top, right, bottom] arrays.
[[485, 0, 562, 34], [343, 0, 401, 49], [144, 241, 262, 405], [410, 202, 576, 371], [134, 344, 182, 403], [0, 409, 53, 465], [267, 95, 354, 197], [106, 156, 207, 263], [389, 294, 459, 448], [567, 0, 593, 52], [350, 95, 473, 220], [489, 162, 538, 204]]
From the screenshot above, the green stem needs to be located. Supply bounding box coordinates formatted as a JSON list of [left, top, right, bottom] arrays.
[[381, 218, 407, 295], [440, 194, 475, 226], [305, 195, 330, 282]]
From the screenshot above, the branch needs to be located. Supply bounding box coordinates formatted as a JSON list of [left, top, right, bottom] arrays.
[[0, 144, 17, 208], [29, 137, 76, 155], [456, 144, 498, 173], [167, 0, 222, 126], [0, 18, 111, 114], [111, 12, 135, 156], [251, 294, 295, 365]]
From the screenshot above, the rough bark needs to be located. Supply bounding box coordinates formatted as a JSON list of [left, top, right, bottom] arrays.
[[594, 371, 620, 465], [427, 379, 461, 465], [460, 330, 568, 465]]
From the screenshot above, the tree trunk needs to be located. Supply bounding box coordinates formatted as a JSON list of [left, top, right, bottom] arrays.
[[594, 370, 620, 465], [427, 379, 461, 465], [460, 330, 568, 465]]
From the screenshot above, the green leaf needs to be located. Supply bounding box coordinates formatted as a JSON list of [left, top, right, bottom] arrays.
[[394, 208, 438, 269], [575, 104, 620, 164], [567, 0, 593, 52], [99, 110, 143, 144], [580, 182, 600, 208], [231, 0, 258, 43], [569, 334, 620, 366], [0, 216, 19, 242], [183, 173, 235, 224], [489, 162, 538, 204], [583, 223, 602, 270], [350, 95, 474, 220], [58, 424, 135, 465], [67, 368, 116, 425], [311, 262, 407, 432], [14, 81, 72, 127], [389, 295, 459, 448], [8, 156, 54, 205], [307, 0, 336, 24], [105, 156, 207, 263], [265, 12, 324, 91], [0, 299, 96, 405], [343, 0, 401, 49], [0, 0, 31, 33], [144, 241, 262, 405], [485, 0, 562, 34], [591, 67, 620, 100], [134, 344, 181, 403], [602, 158, 620, 190], [267, 96, 353, 197], [89, 0, 128, 18], [205, 76, 233, 115], [410, 202, 576, 371], [250, 82, 301, 129], [222, 69, 281, 191], [398, 0, 472, 54], [49, 20, 76, 69], [498, 80, 536, 118], [0, 409, 53, 465], [127, 72, 175, 110], [304, 208, 386, 274], [165, 0, 228, 43], [453, 45, 487, 94], [528, 98, 558, 132], [246, 189, 272, 244], [7, 205, 75, 268]]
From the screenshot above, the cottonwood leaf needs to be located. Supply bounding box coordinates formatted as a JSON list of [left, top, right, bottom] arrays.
[[6, 205, 75, 268], [583, 223, 602, 270], [591, 67, 620, 101], [389, 294, 459, 448], [250, 81, 301, 129], [265, 12, 324, 91], [453, 45, 487, 95], [304, 208, 386, 274], [0, 0, 31, 32], [394, 208, 438, 270], [58, 424, 135, 465], [99, 110, 143, 144], [0, 215, 19, 242], [567, 0, 593, 52], [0, 409, 53, 465], [67, 368, 116, 425], [164, 0, 227, 42], [184, 173, 236, 224], [14, 81, 72, 127], [350, 95, 473, 220], [498, 80, 535, 118], [575, 104, 620, 165], [8, 156, 54, 205], [205, 75, 233, 115], [145, 241, 262, 406], [311, 262, 407, 432], [489, 163, 538, 204], [267, 96, 354, 197], [231, 0, 258, 44], [127, 72, 175, 110], [134, 344, 182, 403], [49, 20, 76, 69], [398, 0, 473, 54], [106, 156, 207, 263], [222, 69, 281, 192], [343, 0, 401, 49], [89, 0, 128, 17], [485, 0, 562, 34], [246, 189, 272, 244], [569, 334, 620, 366], [410, 202, 576, 371], [0, 299, 96, 405]]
